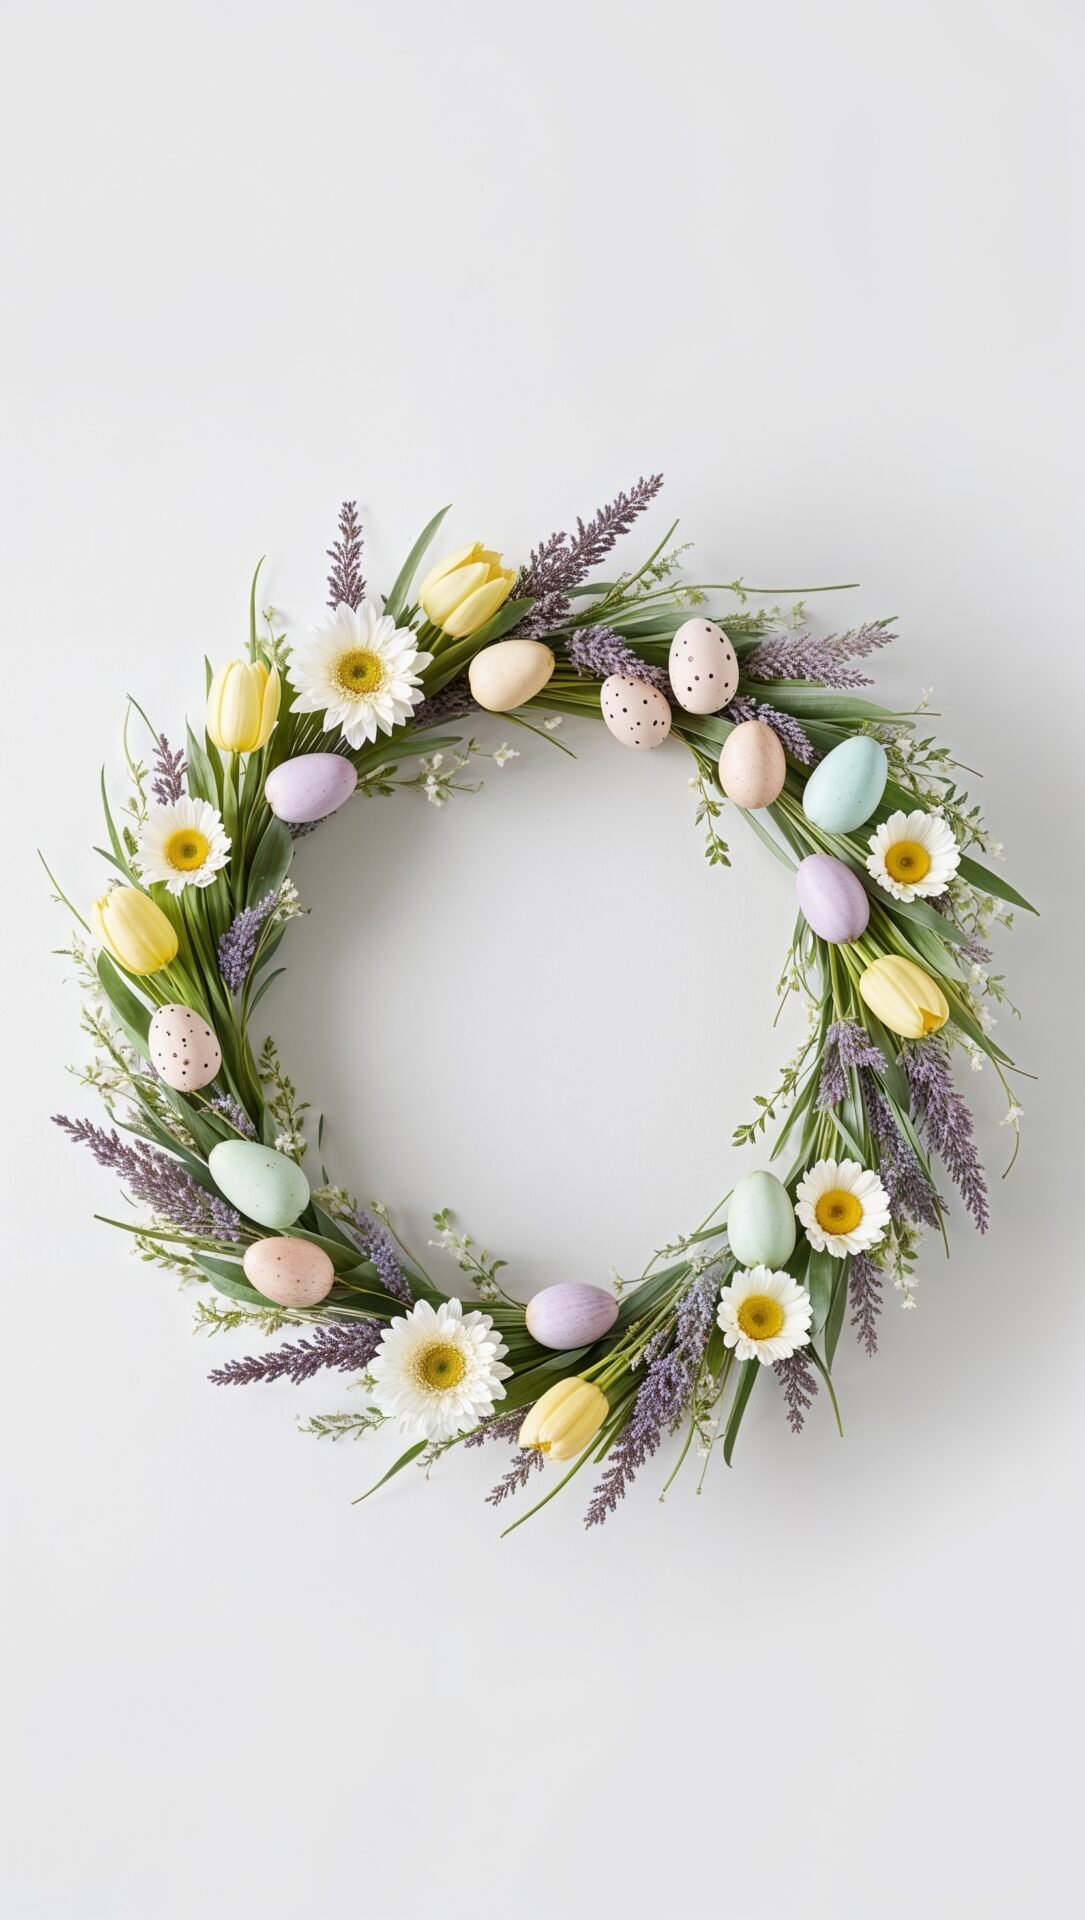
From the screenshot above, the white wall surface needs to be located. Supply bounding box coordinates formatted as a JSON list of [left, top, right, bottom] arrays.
[[2, 2, 1082, 1916]]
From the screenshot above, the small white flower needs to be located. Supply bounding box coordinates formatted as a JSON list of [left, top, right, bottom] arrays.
[[543, 716, 563, 731], [139, 797, 230, 895], [288, 600, 432, 749], [717, 1266, 812, 1364], [795, 1158, 890, 1257], [1001, 1103, 1024, 1128], [967, 962, 989, 990], [369, 1297, 511, 1442], [866, 809, 961, 902], [493, 743, 519, 768], [977, 1005, 997, 1033], [964, 1041, 985, 1072]]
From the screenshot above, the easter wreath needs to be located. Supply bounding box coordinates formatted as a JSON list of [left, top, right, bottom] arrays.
[[49, 478, 1033, 1531]]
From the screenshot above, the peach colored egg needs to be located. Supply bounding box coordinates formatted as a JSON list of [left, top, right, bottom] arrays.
[[600, 674, 673, 749], [242, 1236, 335, 1308], [718, 720, 787, 808], [148, 1003, 222, 1092], [468, 639, 555, 712], [526, 1283, 619, 1351], [667, 618, 739, 714]]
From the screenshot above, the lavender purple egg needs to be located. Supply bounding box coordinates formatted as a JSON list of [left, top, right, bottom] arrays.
[[525, 1283, 619, 1351], [264, 753, 357, 825], [796, 854, 870, 944]]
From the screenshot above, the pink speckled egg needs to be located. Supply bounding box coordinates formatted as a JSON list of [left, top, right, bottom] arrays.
[[264, 753, 358, 825], [525, 1283, 619, 1351], [667, 618, 739, 714], [242, 1236, 335, 1308], [148, 1003, 222, 1092], [796, 854, 871, 944], [718, 720, 787, 808], [600, 675, 673, 749]]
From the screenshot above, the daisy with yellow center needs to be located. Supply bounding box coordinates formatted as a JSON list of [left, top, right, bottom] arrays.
[[717, 1266, 813, 1365], [138, 797, 230, 896], [795, 1157, 891, 1257], [288, 599, 433, 750], [368, 1297, 511, 1442], [866, 807, 960, 903]]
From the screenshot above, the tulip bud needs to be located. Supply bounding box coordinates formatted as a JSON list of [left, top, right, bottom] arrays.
[[206, 660, 281, 753], [91, 886, 179, 977], [859, 954, 949, 1038], [518, 1377, 609, 1462], [418, 543, 516, 639]]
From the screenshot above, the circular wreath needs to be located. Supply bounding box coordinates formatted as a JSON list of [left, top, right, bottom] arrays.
[[50, 479, 1032, 1532]]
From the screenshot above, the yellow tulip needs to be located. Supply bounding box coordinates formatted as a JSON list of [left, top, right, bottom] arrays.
[[206, 659, 280, 753], [518, 1377, 609, 1462], [418, 543, 516, 638], [91, 887, 178, 976], [859, 954, 949, 1038]]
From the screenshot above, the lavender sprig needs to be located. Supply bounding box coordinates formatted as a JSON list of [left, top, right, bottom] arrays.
[[849, 1253, 884, 1355], [485, 1446, 545, 1506], [727, 694, 817, 765], [327, 500, 365, 611], [746, 623, 895, 689], [566, 626, 670, 692], [861, 1069, 942, 1227], [209, 1320, 382, 1386], [584, 1265, 720, 1527], [53, 1116, 242, 1241], [217, 890, 277, 993], [150, 735, 186, 806], [774, 1351, 818, 1432], [903, 1038, 990, 1232], [411, 679, 480, 730], [209, 1094, 257, 1139], [344, 1206, 412, 1304], [517, 474, 664, 636], [817, 1019, 886, 1109]]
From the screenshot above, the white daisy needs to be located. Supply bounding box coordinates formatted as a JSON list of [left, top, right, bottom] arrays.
[[717, 1266, 812, 1365], [139, 797, 230, 895], [795, 1157, 890, 1257], [288, 600, 432, 749], [369, 1297, 511, 1442], [866, 808, 960, 902]]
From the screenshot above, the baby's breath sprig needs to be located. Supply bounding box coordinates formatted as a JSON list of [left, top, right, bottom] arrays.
[[257, 1037, 310, 1163], [429, 1208, 514, 1303]]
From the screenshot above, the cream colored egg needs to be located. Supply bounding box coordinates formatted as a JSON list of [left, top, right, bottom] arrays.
[[668, 618, 739, 714], [243, 1236, 335, 1308], [148, 1003, 222, 1092], [468, 639, 555, 713], [718, 720, 787, 808], [600, 674, 673, 749]]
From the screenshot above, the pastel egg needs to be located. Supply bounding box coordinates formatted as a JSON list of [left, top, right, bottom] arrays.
[[243, 1236, 335, 1308], [148, 1003, 222, 1092], [526, 1283, 619, 1351], [718, 720, 786, 808], [667, 618, 739, 714], [265, 752, 357, 825], [802, 736, 888, 834], [727, 1170, 797, 1269], [796, 854, 870, 944], [468, 639, 555, 712], [600, 674, 673, 749], [208, 1140, 310, 1230]]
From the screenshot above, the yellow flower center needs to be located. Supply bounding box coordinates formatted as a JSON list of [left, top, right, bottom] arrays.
[[335, 648, 386, 698], [884, 840, 931, 884], [815, 1189, 863, 1235], [736, 1294, 786, 1341], [416, 1341, 467, 1391], [164, 828, 211, 872]]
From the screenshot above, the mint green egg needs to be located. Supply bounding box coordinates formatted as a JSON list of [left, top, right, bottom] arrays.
[[802, 736, 888, 835], [727, 1171, 797, 1268], [208, 1141, 310, 1230]]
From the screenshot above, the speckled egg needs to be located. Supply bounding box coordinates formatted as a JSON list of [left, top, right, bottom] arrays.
[[468, 639, 555, 712], [802, 736, 888, 834], [796, 854, 870, 944], [727, 1170, 797, 1269], [600, 674, 673, 749], [265, 753, 357, 825], [243, 1235, 335, 1308], [526, 1283, 619, 1351], [148, 1003, 222, 1092], [208, 1140, 310, 1230], [718, 720, 787, 808], [667, 618, 739, 714]]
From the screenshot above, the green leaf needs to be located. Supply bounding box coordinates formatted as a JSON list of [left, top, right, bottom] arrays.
[[248, 967, 286, 1015], [185, 723, 221, 806], [192, 1253, 275, 1308], [95, 952, 152, 1060], [723, 1360, 760, 1465], [824, 1258, 850, 1367], [246, 817, 293, 905], [806, 1249, 835, 1333], [99, 770, 137, 880], [957, 854, 1038, 916], [353, 1441, 428, 1504], [384, 506, 451, 623]]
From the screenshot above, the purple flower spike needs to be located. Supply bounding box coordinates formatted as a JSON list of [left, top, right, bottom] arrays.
[[53, 1116, 241, 1241]]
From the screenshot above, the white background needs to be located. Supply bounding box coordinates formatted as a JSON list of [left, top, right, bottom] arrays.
[[2, 2, 1082, 1915]]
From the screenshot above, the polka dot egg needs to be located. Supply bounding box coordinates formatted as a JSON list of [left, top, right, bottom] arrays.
[[148, 1003, 222, 1092], [600, 674, 673, 749], [667, 618, 739, 715]]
